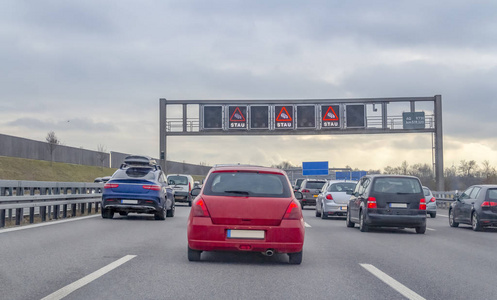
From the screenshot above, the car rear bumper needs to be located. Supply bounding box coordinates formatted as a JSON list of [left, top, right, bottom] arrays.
[[102, 198, 161, 213], [479, 210, 497, 226], [366, 213, 426, 228], [323, 202, 348, 215], [187, 218, 305, 254], [301, 198, 317, 206], [174, 191, 190, 202]]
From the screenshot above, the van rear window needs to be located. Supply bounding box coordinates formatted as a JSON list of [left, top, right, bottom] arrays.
[[168, 176, 188, 185], [373, 178, 422, 194]]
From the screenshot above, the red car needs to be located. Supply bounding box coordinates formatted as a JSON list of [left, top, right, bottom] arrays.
[[187, 165, 305, 264]]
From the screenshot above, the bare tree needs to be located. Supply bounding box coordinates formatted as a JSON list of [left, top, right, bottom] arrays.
[[97, 144, 107, 169], [458, 160, 478, 177], [46, 131, 60, 166], [271, 161, 296, 169]]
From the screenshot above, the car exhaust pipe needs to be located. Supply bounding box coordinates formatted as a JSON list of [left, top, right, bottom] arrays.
[[263, 249, 274, 257]]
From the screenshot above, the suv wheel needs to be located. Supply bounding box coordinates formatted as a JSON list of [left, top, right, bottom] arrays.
[[102, 208, 114, 219], [188, 247, 202, 261], [155, 205, 166, 220], [288, 251, 303, 265], [359, 209, 369, 232], [166, 203, 175, 217]]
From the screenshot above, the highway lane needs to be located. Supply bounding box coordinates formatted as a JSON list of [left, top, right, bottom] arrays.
[[1, 205, 496, 300]]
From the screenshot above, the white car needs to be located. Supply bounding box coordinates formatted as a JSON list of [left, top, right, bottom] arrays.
[[423, 186, 437, 218], [167, 174, 195, 206], [316, 180, 357, 219]]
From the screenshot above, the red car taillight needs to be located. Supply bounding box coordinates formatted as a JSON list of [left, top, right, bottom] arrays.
[[143, 185, 161, 191], [429, 197, 436, 203], [189, 182, 191, 192], [367, 197, 377, 209], [326, 194, 333, 200], [482, 201, 497, 207], [283, 201, 301, 220], [419, 198, 426, 210], [104, 183, 119, 189], [302, 189, 310, 193], [192, 199, 210, 217]]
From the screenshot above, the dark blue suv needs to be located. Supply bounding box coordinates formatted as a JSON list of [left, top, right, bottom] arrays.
[[101, 156, 174, 220]]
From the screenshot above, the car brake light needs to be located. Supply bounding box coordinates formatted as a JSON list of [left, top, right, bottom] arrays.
[[482, 201, 497, 207], [326, 194, 333, 200], [104, 183, 119, 189], [192, 199, 210, 217], [302, 189, 310, 193], [429, 197, 436, 203], [189, 182, 191, 192], [283, 201, 301, 220], [419, 198, 426, 210], [367, 197, 377, 209], [143, 185, 161, 191]]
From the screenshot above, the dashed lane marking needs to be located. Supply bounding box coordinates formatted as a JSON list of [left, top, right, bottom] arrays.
[[41, 255, 136, 300], [360, 263, 426, 300], [304, 222, 312, 228]]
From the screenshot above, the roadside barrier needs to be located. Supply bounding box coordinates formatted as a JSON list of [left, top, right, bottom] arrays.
[[0, 180, 103, 228]]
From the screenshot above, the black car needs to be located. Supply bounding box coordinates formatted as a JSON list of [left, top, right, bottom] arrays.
[[346, 175, 427, 234], [101, 155, 175, 220], [299, 179, 327, 207], [449, 185, 497, 231]]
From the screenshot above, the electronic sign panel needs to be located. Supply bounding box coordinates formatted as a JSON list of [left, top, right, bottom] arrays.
[[275, 105, 294, 129], [346, 104, 365, 128], [250, 106, 269, 129], [203, 105, 223, 129], [321, 105, 340, 129], [228, 106, 247, 129], [296, 105, 316, 129]]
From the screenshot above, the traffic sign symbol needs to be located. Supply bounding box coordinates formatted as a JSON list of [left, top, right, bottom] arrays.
[[276, 107, 292, 121], [230, 107, 246, 122], [323, 106, 339, 121]]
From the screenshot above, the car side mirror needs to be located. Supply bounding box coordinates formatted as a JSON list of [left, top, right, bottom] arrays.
[[294, 191, 303, 200], [191, 188, 201, 197]]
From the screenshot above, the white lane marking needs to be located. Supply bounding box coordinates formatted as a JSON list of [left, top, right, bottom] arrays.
[[426, 228, 435, 231], [438, 214, 448, 218], [41, 255, 136, 300], [304, 222, 312, 228], [360, 263, 426, 300], [0, 215, 100, 234]]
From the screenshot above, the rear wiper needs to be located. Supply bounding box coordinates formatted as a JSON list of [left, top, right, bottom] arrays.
[[396, 192, 412, 195], [223, 190, 250, 195]]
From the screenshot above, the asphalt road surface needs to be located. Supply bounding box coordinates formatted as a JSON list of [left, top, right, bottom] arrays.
[[1, 205, 496, 300]]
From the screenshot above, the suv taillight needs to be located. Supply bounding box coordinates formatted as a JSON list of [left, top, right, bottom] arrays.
[[104, 183, 119, 189], [192, 199, 210, 217], [283, 201, 301, 220], [367, 197, 377, 209], [482, 201, 497, 207], [302, 189, 310, 193], [419, 198, 426, 210], [326, 194, 333, 200], [143, 185, 161, 191]]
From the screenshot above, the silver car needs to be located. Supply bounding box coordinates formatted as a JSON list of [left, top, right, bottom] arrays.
[[423, 186, 437, 218], [316, 180, 357, 219]]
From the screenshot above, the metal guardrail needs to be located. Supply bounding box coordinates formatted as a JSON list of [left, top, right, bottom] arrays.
[[0, 180, 104, 228], [433, 191, 456, 209]]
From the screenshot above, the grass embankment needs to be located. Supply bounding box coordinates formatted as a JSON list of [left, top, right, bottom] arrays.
[[0, 156, 206, 182], [0, 156, 116, 182]]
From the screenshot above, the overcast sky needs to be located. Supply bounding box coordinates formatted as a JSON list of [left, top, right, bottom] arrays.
[[1, 1, 497, 171]]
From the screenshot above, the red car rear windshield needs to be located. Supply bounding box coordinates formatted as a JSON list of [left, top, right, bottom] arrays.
[[203, 171, 292, 198]]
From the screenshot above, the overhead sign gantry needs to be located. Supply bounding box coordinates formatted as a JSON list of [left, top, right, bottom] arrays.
[[159, 96, 444, 190]]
